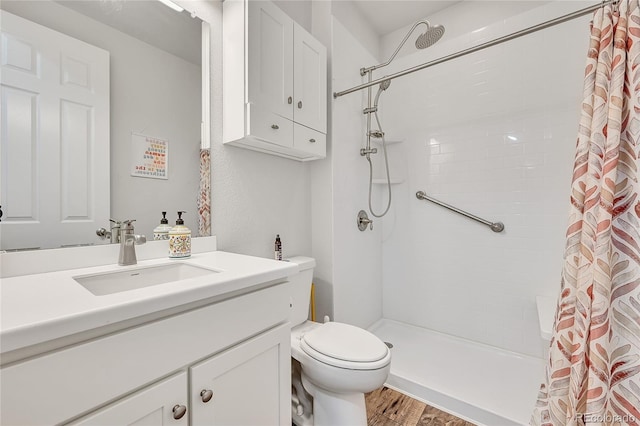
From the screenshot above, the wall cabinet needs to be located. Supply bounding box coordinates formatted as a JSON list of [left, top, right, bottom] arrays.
[[223, 0, 327, 161], [1, 283, 291, 425]]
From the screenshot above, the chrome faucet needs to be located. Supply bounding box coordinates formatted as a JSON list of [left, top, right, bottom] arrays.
[[118, 220, 147, 266], [96, 219, 123, 244]]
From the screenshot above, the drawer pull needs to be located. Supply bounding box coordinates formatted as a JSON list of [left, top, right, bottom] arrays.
[[271, 124, 279, 130], [288, 96, 292, 104], [172, 404, 187, 420], [200, 389, 214, 403], [309, 138, 316, 143], [298, 101, 303, 109]]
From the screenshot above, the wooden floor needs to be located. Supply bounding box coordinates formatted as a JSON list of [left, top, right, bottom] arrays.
[[365, 387, 476, 426]]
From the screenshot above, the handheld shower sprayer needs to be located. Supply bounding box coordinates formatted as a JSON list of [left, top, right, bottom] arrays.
[[374, 79, 391, 108]]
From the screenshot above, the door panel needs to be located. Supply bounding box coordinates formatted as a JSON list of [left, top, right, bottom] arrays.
[[190, 324, 291, 425], [70, 373, 188, 426], [248, 1, 293, 120], [293, 23, 326, 132], [0, 11, 109, 250]]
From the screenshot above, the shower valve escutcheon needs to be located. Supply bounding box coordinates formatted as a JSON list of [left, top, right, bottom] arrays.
[[357, 210, 373, 231]]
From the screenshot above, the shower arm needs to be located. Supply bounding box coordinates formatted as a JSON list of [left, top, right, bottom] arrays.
[[337, 0, 618, 98], [360, 20, 430, 76]]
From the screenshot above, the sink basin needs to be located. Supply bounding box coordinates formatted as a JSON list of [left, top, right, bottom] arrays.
[[74, 263, 219, 296]]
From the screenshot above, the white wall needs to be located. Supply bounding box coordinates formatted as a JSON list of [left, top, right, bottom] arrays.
[[309, 0, 335, 321], [380, 1, 552, 62], [1, 1, 201, 239], [274, 0, 312, 33], [330, 17, 384, 328], [331, 1, 380, 61], [376, 2, 592, 357], [211, 0, 313, 259]]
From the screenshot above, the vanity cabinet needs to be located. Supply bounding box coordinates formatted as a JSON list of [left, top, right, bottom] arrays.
[[223, 0, 327, 161], [71, 373, 189, 426], [190, 324, 290, 424], [0, 283, 291, 425]]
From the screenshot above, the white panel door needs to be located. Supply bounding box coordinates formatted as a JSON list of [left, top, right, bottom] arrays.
[[293, 23, 327, 133], [70, 373, 188, 426], [247, 0, 293, 120], [0, 11, 109, 250], [190, 324, 291, 426]]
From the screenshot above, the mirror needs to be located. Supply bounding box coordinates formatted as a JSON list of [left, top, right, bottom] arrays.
[[0, 0, 206, 251]]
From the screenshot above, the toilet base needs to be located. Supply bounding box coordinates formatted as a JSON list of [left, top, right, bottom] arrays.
[[302, 373, 367, 426]]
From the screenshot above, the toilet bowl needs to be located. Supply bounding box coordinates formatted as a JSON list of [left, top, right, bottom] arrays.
[[287, 257, 391, 426]]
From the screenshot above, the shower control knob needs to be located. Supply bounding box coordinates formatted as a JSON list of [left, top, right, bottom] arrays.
[[271, 124, 279, 130], [357, 210, 373, 231], [200, 389, 213, 403], [298, 101, 303, 109], [172, 404, 187, 420]]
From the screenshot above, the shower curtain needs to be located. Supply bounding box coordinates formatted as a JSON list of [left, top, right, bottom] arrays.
[[532, 1, 640, 425]]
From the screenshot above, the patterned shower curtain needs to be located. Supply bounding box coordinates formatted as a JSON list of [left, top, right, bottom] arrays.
[[531, 1, 640, 425], [198, 148, 211, 237]]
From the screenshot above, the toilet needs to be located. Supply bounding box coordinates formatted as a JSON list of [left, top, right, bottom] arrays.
[[287, 256, 391, 426]]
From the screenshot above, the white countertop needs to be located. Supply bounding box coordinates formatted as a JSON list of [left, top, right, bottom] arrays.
[[0, 251, 298, 355]]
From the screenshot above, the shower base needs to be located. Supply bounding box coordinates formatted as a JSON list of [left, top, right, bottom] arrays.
[[368, 319, 544, 425]]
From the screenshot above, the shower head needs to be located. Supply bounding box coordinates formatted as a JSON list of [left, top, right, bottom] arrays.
[[415, 24, 445, 49], [361, 19, 445, 75], [379, 79, 391, 91]]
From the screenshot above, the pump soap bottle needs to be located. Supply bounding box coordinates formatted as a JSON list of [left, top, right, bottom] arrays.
[[169, 211, 191, 258], [153, 212, 172, 240]]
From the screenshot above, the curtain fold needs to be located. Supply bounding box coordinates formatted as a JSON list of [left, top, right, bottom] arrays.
[[532, 1, 640, 424]]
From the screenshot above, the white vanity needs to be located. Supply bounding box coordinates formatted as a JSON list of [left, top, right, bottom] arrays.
[[0, 238, 296, 425]]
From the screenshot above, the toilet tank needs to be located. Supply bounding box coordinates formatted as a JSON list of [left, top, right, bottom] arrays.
[[286, 256, 316, 326]]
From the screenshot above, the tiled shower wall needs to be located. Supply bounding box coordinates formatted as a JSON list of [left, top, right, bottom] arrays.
[[379, 3, 592, 357]]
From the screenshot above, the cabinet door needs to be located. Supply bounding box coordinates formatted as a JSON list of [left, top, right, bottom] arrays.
[[190, 324, 291, 426], [248, 1, 293, 120], [70, 373, 188, 426], [293, 23, 327, 133]]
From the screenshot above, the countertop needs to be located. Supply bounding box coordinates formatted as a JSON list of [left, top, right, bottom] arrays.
[[0, 251, 298, 356]]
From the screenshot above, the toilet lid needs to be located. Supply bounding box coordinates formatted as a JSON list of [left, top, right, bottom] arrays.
[[301, 322, 389, 363]]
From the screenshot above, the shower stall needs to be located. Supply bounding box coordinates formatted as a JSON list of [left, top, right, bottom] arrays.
[[328, 1, 603, 424]]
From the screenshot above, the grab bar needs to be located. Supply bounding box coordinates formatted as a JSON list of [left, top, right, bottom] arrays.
[[415, 191, 505, 233]]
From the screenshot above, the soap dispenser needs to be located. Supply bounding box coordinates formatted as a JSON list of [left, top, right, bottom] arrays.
[[169, 211, 191, 258], [153, 212, 172, 240]]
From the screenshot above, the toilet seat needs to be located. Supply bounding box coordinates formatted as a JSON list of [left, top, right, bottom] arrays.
[[300, 322, 390, 370]]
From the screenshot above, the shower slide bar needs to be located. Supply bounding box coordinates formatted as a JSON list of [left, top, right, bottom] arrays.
[[333, 0, 617, 99], [415, 191, 505, 233]]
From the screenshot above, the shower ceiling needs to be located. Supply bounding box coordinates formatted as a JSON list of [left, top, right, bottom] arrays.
[[351, 0, 459, 35]]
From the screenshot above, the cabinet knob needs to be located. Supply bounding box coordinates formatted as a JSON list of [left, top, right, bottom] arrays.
[[172, 404, 187, 420], [288, 96, 292, 104], [271, 124, 279, 130], [309, 138, 316, 143], [200, 389, 214, 403], [297, 101, 303, 109]]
